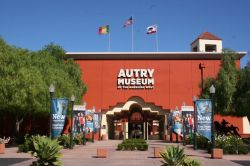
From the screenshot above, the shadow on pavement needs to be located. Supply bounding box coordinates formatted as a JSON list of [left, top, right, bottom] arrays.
[[0, 158, 31, 166], [231, 160, 250, 166]]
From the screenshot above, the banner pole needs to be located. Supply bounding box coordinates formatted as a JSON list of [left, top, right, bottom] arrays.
[[131, 16, 134, 52], [156, 26, 159, 52], [108, 32, 111, 52]]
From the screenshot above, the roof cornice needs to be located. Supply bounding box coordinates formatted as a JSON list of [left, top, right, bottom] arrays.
[[65, 52, 246, 60]]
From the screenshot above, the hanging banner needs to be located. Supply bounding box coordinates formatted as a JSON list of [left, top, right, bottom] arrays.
[[73, 110, 86, 135], [172, 110, 182, 136], [85, 110, 94, 133], [196, 99, 212, 141], [51, 98, 68, 139], [181, 106, 194, 136], [93, 113, 100, 129]]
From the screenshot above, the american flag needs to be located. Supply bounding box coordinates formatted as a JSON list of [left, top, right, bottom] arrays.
[[123, 16, 133, 27]]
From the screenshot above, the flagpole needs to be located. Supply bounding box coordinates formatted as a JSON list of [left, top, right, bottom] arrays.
[[131, 16, 134, 52], [156, 25, 159, 52], [108, 32, 111, 52]]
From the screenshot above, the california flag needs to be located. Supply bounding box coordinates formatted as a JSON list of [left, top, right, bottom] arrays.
[[146, 25, 157, 34]]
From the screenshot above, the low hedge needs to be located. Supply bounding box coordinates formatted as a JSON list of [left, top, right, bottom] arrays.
[[117, 139, 148, 151]]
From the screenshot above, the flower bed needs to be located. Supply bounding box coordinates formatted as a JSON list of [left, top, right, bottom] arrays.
[[187, 134, 248, 154]]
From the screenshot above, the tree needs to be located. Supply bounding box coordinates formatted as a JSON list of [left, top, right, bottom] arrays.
[[234, 62, 250, 118], [0, 38, 87, 136], [200, 49, 239, 114], [215, 49, 239, 114], [200, 77, 216, 99]]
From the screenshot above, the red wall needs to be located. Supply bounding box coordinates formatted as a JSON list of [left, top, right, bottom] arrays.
[[214, 114, 243, 135], [76, 59, 236, 111]]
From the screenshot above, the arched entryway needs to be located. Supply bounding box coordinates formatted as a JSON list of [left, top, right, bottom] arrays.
[[104, 96, 169, 140], [128, 104, 144, 139]]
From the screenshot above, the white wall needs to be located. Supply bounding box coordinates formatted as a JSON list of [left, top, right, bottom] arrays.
[[243, 116, 250, 134], [198, 39, 222, 53]]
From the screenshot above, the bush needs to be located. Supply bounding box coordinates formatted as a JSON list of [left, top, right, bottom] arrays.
[[116, 139, 148, 151], [29, 136, 62, 166], [186, 133, 249, 155], [196, 134, 210, 149], [142, 143, 148, 151], [238, 145, 249, 154], [160, 146, 200, 166], [74, 134, 83, 145], [117, 144, 123, 150], [186, 134, 194, 145], [184, 158, 201, 166], [216, 135, 248, 154], [57, 134, 71, 149], [18, 135, 41, 153]]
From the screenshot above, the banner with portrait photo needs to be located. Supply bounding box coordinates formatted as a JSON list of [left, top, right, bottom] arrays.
[[51, 98, 68, 138], [73, 110, 86, 135], [85, 110, 94, 133], [93, 113, 100, 129], [172, 110, 182, 136], [195, 99, 212, 141], [181, 106, 194, 135]]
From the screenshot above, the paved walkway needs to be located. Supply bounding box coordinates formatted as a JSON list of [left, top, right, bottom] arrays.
[[0, 140, 250, 166]]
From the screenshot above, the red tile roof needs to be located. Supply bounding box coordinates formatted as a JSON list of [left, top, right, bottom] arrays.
[[197, 32, 222, 40], [191, 32, 222, 44]]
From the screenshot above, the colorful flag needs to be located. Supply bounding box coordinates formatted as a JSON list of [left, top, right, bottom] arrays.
[[123, 16, 133, 27], [146, 25, 157, 34], [98, 25, 109, 35]]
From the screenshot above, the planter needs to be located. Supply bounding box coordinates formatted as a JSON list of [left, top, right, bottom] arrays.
[[211, 148, 223, 159], [97, 148, 107, 158], [0, 143, 5, 154], [154, 147, 164, 158]]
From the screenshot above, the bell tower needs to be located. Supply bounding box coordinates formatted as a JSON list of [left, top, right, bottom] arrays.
[[191, 32, 222, 53]]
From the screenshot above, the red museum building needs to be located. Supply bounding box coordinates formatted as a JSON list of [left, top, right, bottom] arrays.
[[66, 32, 246, 140]]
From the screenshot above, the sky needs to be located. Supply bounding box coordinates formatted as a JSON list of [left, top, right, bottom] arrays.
[[0, 0, 249, 67]]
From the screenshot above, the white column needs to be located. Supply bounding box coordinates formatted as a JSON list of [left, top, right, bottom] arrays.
[[164, 114, 168, 140], [146, 122, 148, 140], [125, 122, 128, 139], [143, 122, 146, 139]]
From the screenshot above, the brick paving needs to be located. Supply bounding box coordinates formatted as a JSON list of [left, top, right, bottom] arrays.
[[0, 140, 249, 166]]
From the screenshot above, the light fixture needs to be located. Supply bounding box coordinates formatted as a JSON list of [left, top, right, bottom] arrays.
[[71, 95, 75, 102], [209, 85, 216, 94], [49, 84, 55, 93]]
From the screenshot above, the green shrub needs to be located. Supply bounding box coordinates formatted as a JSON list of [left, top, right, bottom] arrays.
[[216, 135, 248, 154], [142, 143, 148, 151], [57, 134, 71, 149], [117, 144, 123, 150], [186, 134, 193, 145], [117, 139, 148, 151], [238, 145, 249, 154], [183, 158, 201, 166], [29, 136, 63, 166], [160, 146, 186, 166], [196, 134, 209, 149], [160, 146, 200, 166], [124, 143, 129, 150], [74, 134, 83, 145], [18, 135, 40, 153], [187, 133, 248, 155]]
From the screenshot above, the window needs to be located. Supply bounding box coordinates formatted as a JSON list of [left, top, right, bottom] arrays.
[[205, 44, 217, 52]]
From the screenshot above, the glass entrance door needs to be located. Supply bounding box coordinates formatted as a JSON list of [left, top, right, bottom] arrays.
[[129, 123, 143, 139]]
